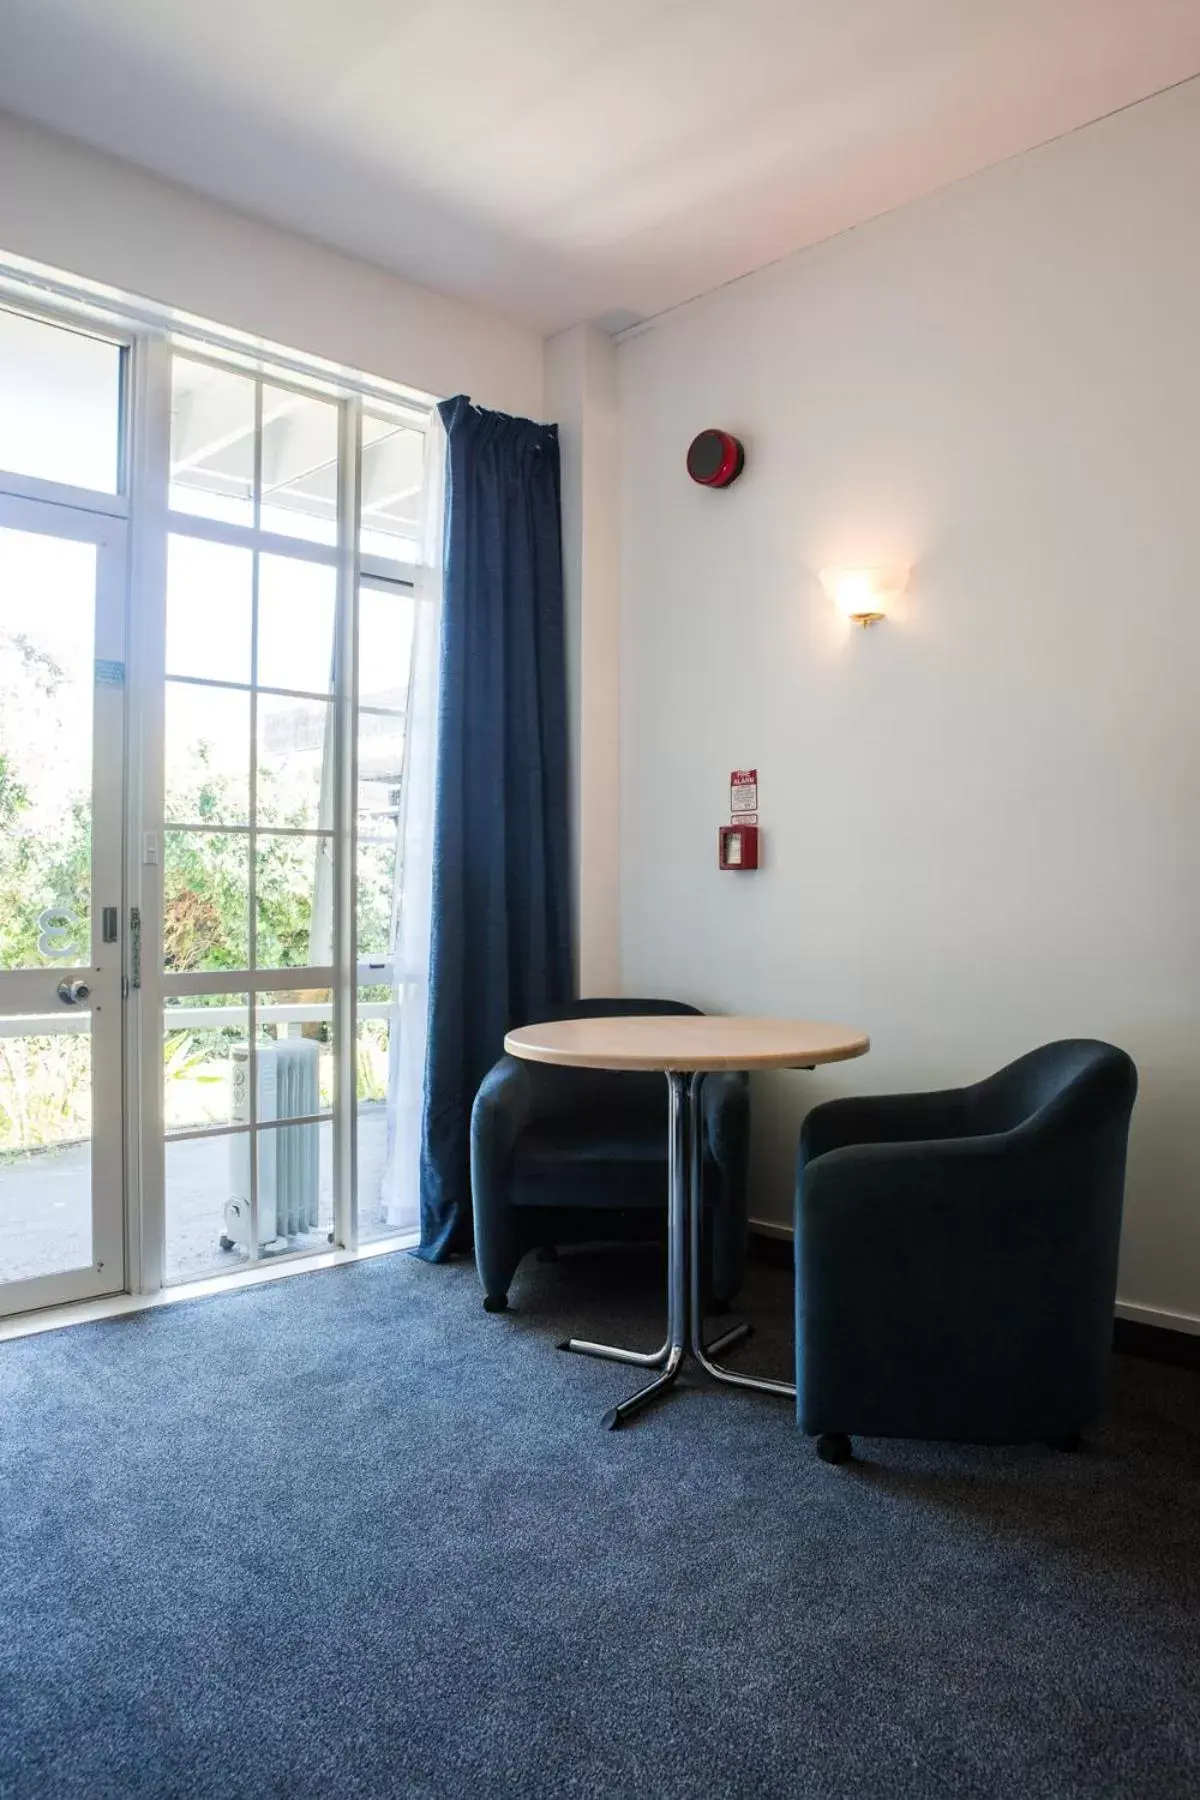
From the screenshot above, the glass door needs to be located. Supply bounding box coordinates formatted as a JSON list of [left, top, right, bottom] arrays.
[[0, 292, 432, 1316], [0, 494, 127, 1315]]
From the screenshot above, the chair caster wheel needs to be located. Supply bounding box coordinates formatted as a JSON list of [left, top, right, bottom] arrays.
[[536, 1245, 558, 1263], [219, 1236, 234, 1252], [482, 1293, 508, 1313], [816, 1433, 853, 1465], [1048, 1431, 1084, 1452]]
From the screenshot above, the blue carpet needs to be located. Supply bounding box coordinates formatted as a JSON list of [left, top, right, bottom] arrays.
[[1, 1247, 1198, 1799]]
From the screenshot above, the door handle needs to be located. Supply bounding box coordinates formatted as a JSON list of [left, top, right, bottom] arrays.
[[57, 979, 92, 1006]]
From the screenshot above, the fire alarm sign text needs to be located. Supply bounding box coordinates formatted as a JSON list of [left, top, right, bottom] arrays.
[[730, 769, 758, 815]]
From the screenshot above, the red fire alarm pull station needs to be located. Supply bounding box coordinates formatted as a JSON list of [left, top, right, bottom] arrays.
[[721, 768, 760, 869], [719, 823, 759, 870]]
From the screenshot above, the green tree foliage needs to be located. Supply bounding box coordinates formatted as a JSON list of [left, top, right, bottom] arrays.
[[1, 653, 400, 1153], [0, 631, 92, 1152]]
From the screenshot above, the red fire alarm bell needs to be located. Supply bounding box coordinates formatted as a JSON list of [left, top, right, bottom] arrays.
[[719, 824, 759, 870], [687, 429, 745, 488]]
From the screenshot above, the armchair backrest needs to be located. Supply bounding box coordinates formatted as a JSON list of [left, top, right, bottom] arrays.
[[969, 1040, 1138, 1144]]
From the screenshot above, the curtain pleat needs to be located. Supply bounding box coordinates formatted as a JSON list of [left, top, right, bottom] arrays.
[[415, 395, 572, 1260]]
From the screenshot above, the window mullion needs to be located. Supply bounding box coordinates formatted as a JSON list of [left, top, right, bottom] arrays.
[[247, 377, 263, 1264], [127, 330, 172, 1296], [333, 396, 362, 1252]]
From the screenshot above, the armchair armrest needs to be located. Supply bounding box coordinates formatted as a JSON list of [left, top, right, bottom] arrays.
[[794, 1130, 1120, 1438], [798, 1085, 970, 1167], [797, 1130, 1019, 1364], [472, 1055, 537, 1166], [798, 1132, 1027, 1330], [470, 1055, 562, 1301]]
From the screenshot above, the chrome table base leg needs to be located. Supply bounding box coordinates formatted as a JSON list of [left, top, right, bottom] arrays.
[[704, 1320, 753, 1359], [600, 1345, 684, 1430], [557, 1335, 671, 1368], [688, 1072, 796, 1401], [558, 1071, 791, 1428]]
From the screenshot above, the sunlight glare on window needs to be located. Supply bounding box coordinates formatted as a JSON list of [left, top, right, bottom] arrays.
[[259, 385, 339, 545], [0, 307, 122, 494], [360, 416, 423, 562], [169, 356, 255, 526]]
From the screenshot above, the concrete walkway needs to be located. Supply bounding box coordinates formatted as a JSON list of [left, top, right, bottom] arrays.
[[0, 1105, 413, 1290]]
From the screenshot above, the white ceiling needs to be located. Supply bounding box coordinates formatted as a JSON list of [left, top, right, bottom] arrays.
[[1, 0, 1198, 336]]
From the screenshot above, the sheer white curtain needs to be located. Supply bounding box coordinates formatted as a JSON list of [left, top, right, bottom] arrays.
[[380, 407, 444, 1229]]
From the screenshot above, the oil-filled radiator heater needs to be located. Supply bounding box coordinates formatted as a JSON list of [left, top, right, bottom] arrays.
[[221, 1039, 322, 1251]]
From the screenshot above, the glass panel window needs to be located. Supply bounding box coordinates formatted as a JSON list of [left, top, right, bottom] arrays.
[[259, 385, 339, 544], [166, 536, 253, 686], [165, 1131, 239, 1286], [166, 1013, 330, 1282], [358, 584, 415, 709], [0, 529, 96, 971], [356, 840, 396, 961], [360, 417, 424, 562], [163, 995, 249, 1135], [169, 357, 255, 526], [356, 987, 413, 1243], [255, 833, 332, 970], [151, 352, 436, 1283], [0, 1020, 93, 1279], [357, 710, 406, 832], [257, 694, 331, 833], [163, 831, 250, 973], [355, 581, 412, 963], [253, 1119, 333, 1255], [257, 989, 334, 1114], [0, 307, 122, 494], [164, 681, 251, 827], [257, 556, 336, 695]]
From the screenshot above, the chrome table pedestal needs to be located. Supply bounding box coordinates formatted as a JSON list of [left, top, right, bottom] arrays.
[[559, 1072, 797, 1429]]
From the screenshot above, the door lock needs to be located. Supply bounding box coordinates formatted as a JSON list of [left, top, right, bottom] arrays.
[[57, 979, 91, 1006]]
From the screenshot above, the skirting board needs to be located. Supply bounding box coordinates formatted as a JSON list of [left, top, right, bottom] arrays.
[[748, 1220, 1200, 1367], [1112, 1298, 1200, 1337]]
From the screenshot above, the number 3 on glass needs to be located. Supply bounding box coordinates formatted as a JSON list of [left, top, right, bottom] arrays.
[[37, 906, 81, 962]]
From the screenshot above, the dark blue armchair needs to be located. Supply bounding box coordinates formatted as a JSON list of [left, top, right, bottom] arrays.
[[471, 998, 749, 1312], [795, 1040, 1137, 1462]]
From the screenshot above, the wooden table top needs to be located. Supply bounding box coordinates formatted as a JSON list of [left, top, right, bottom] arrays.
[[504, 1014, 870, 1074]]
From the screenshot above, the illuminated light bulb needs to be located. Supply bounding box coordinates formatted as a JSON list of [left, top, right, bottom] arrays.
[[819, 567, 909, 627]]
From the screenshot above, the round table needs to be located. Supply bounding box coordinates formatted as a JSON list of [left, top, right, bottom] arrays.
[[503, 1015, 870, 1429]]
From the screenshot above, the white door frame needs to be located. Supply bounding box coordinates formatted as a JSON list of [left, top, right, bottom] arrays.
[[0, 488, 129, 1315]]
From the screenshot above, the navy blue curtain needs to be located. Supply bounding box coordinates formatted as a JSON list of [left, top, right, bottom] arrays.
[[416, 395, 573, 1261]]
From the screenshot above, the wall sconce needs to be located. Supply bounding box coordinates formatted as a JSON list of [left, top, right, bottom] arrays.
[[819, 567, 909, 628]]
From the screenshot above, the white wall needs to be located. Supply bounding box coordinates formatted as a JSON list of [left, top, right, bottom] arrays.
[[0, 112, 543, 415], [618, 77, 1200, 1330], [545, 324, 621, 994]]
